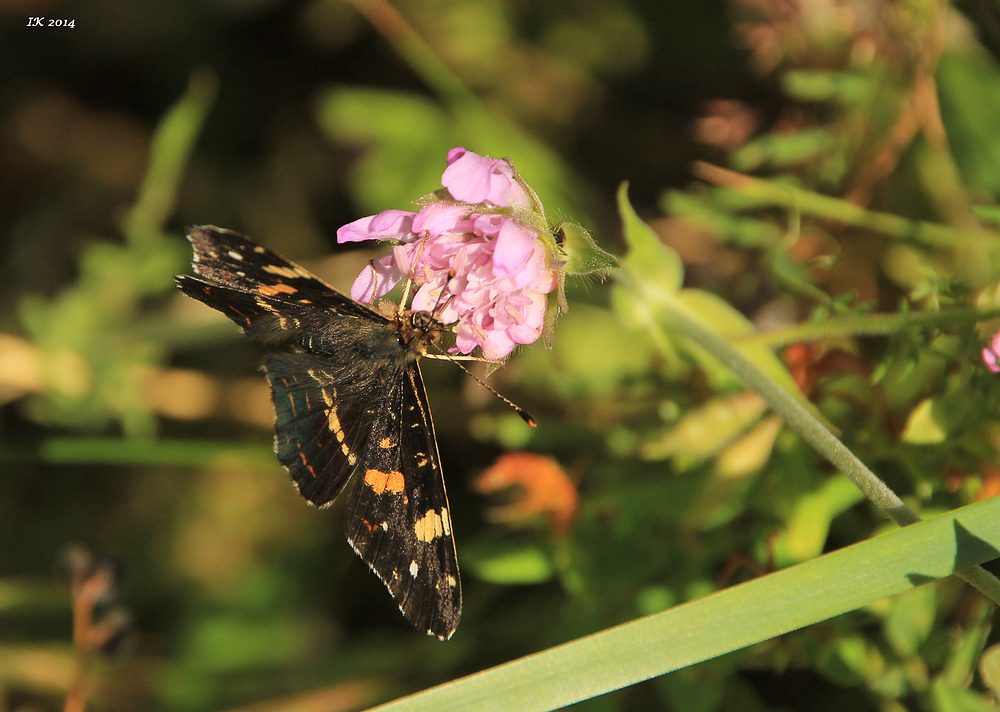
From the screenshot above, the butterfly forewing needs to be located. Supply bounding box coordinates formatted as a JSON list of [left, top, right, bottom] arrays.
[[177, 226, 388, 346], [176, 225, 462, 639], [185, 225, 381, 320]]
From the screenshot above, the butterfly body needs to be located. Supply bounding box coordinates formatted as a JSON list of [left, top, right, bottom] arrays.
[[176, 225, 461, 640]]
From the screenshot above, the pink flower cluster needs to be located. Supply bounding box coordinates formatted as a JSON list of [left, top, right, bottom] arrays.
[[337, 148, 560, 360]]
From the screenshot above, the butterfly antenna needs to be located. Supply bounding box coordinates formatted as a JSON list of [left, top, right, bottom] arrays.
[[430, 269, 457, 316], [434, 350, 536, 427]]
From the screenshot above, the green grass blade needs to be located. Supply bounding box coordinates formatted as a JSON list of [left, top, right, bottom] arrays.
[[370, 496, 1000, 712]]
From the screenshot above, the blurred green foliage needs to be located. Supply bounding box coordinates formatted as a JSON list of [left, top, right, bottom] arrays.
[[6, 0, 1000, 711]]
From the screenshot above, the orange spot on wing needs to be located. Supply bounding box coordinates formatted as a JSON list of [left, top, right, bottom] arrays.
[[299, 451, 317, 478], [256, 283, 298, 296], [364, 468, 405, 495]]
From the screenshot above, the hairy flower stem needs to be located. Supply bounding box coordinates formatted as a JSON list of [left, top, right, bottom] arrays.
[[650, 291, 1000, 604]]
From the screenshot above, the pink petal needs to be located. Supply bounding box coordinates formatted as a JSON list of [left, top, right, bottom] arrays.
[[480, 328, 517, 360], [509, 242, 547, 289], [442, 148, 529, 208], [453, 326, 478, 354], [413, 202, 471, 236], [337, 209, 416, 243], [446, 146, 468, 164], [390, 244, 413, 276], [350, 253, 402, 302], [986, 331, 1000, 372], [535, 269, 559, 294], [411, 282, 445, 313], [984, 346, 1000, 373], [493, 219, 538, 278], [442, 148, 492, 202], [508, 322, 543, 344], [473, 213, 505, 238]]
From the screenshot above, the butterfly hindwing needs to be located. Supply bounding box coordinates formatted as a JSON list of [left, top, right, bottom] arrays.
[[346, 362, 461, 640], [264, 353, 380, 507]]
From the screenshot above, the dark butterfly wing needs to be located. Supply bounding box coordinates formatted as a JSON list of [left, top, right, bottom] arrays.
[[184, 225, 381, 321], [176, 225, 388, 345], [345, 362, 461, 640], [264, 353, 380, 507], [175, 276, 310, 344]]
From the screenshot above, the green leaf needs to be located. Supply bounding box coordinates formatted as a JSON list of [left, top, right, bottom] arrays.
[[617, 182, 683, 294], [901, 398, 948, 445], [782, 69, 873, 105], [941, 600, 992, 688], [368, 496, 1000, 712], [615, 188, 836, 431], [662, 190, 781, 247], [558, 221, 618, 276], [978, 642, 1000, 699], [0, 578, 67, 612], [0, 438, 274, 467], [656, 655, 743, 712], [884, 584, 938, 657], [185, 614, 313, 673], [774, 476, 866, 565], [463, 542, 554, 585], [937, 49, 1000, 202], [731, 127, 835, 172], [640, 392, 767, 468], [316, 87, 452, 212], [316, 87, 594, 229], [930, 678, 998, 712]]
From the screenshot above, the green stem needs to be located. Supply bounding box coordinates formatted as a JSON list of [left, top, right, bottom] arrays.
[[122, 68, 217, 247], [346, 0, 476, 106], [693, 162, 1000, 249], [634, 275, 1000, 605], [737, 306, 1000, 349]]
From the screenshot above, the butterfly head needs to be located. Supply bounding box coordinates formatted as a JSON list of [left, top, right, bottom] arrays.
[[398, 310, 446, 356]]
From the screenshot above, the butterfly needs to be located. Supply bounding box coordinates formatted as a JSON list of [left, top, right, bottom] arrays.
[[176, 225, 461, 639]]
